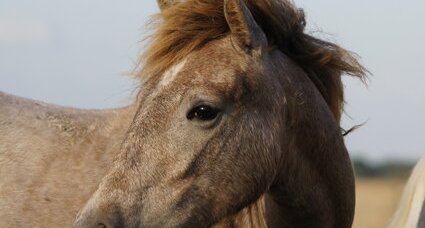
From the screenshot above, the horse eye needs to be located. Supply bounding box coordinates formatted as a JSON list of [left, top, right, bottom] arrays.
[[187, 105, 220, 121]]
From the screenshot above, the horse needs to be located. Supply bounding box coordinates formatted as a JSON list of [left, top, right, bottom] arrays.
[[0, 0, 366, 227], [389, 155, 425, 228]]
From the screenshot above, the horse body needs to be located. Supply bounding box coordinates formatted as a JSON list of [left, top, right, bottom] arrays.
[[0, 0, 366, 227], [390, 155, 425, 228], [0, 92, 134, 227]]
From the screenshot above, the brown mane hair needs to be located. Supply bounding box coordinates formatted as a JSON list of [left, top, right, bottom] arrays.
[[137, 0, 366, 122]]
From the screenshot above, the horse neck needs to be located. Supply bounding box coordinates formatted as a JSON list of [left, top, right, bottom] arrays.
[[94, 104, 137, 150], [103, 105, 137, 136], [75, 104, 137, 167]]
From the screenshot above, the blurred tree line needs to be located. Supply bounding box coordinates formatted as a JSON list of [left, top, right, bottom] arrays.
[[353, 157, 415, 179]]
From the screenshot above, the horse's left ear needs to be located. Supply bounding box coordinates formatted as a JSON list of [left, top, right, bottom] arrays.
[[224, 0, 268, 52], [157, 0, 181, 11]]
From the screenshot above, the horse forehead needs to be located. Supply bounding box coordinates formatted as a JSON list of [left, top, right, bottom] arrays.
[[156, 38, 251, 94], [183, 41, 248, 86], [159, 59, 188, 87]]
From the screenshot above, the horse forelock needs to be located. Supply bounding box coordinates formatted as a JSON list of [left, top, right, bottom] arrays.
[[136, 0, 367, 123]]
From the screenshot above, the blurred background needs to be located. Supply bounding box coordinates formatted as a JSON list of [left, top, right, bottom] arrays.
[[0, 0, 424, 227]]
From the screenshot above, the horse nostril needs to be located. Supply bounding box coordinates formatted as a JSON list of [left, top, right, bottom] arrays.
[[95, 219, 124, 228], [74, 213, 122, 228], [74, 202, 125, 228]]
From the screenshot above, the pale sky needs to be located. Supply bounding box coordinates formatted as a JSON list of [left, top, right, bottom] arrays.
[[0, 0, 424, 162]]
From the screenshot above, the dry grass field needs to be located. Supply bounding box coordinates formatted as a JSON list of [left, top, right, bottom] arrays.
[[353, 178, 407, 228]]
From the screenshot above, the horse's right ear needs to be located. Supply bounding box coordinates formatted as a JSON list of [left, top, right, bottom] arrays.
[[157, 0, 181, 11], [224, 0, 268, 53]]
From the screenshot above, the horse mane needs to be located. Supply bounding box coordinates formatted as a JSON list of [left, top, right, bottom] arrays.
[[137, 0, 367, 122]]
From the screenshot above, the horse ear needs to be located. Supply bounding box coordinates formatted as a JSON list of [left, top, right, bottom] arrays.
[[157, 0, 181, 11], [224, 0, 268, 52]]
